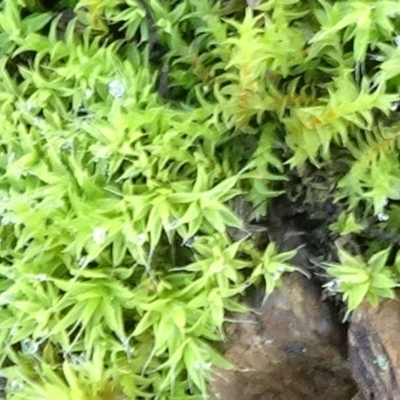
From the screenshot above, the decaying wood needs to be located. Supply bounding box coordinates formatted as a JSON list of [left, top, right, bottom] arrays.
[[348, 298, 400, 400]]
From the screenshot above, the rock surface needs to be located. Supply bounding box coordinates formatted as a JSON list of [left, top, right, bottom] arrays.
[[348, 298, 400, 400], [211, 272, 357, 400]]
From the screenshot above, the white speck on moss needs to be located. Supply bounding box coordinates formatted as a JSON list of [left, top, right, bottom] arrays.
[[8, 152, 15, 163], [92, 227, 107, 244], [193, 360, 212, 370], [323, 279, 340, 293], [183, 235, 199, 247], [121, 337, 134, 355], [246, 0, 262, 6], [21, 339, 39, 355], [1, 216, 13, 225], [108, 79, 125, 99], [61, 140, 74, 152], [9, 380, 24, 392], [165, 216, 181, 231], [16, 100, 35, 112], [246, 0, 261, 7], [84, 89, 94, 98], [70, 353, 87, 366], [37, 273, 47, 282], [377, 212, 389, 222], [78, 257, 88, 268], [391, 101, 400, 111], [134, 233, 146, 245]]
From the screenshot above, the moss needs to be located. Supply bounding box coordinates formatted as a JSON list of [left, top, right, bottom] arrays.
[[0, 0, 400, 398]]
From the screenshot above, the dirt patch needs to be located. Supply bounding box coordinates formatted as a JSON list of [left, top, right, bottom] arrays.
[[211, 273, 357, 400]]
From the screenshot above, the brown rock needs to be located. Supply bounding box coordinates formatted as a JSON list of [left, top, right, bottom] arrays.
[[348, 298, 400, 400], [211, 273, 357, 400]]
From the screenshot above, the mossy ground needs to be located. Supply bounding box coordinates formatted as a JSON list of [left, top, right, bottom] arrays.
[[0, 1, 400, 399]]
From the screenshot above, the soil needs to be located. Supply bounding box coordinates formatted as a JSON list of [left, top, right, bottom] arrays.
[[211, 273, 357, 400]]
